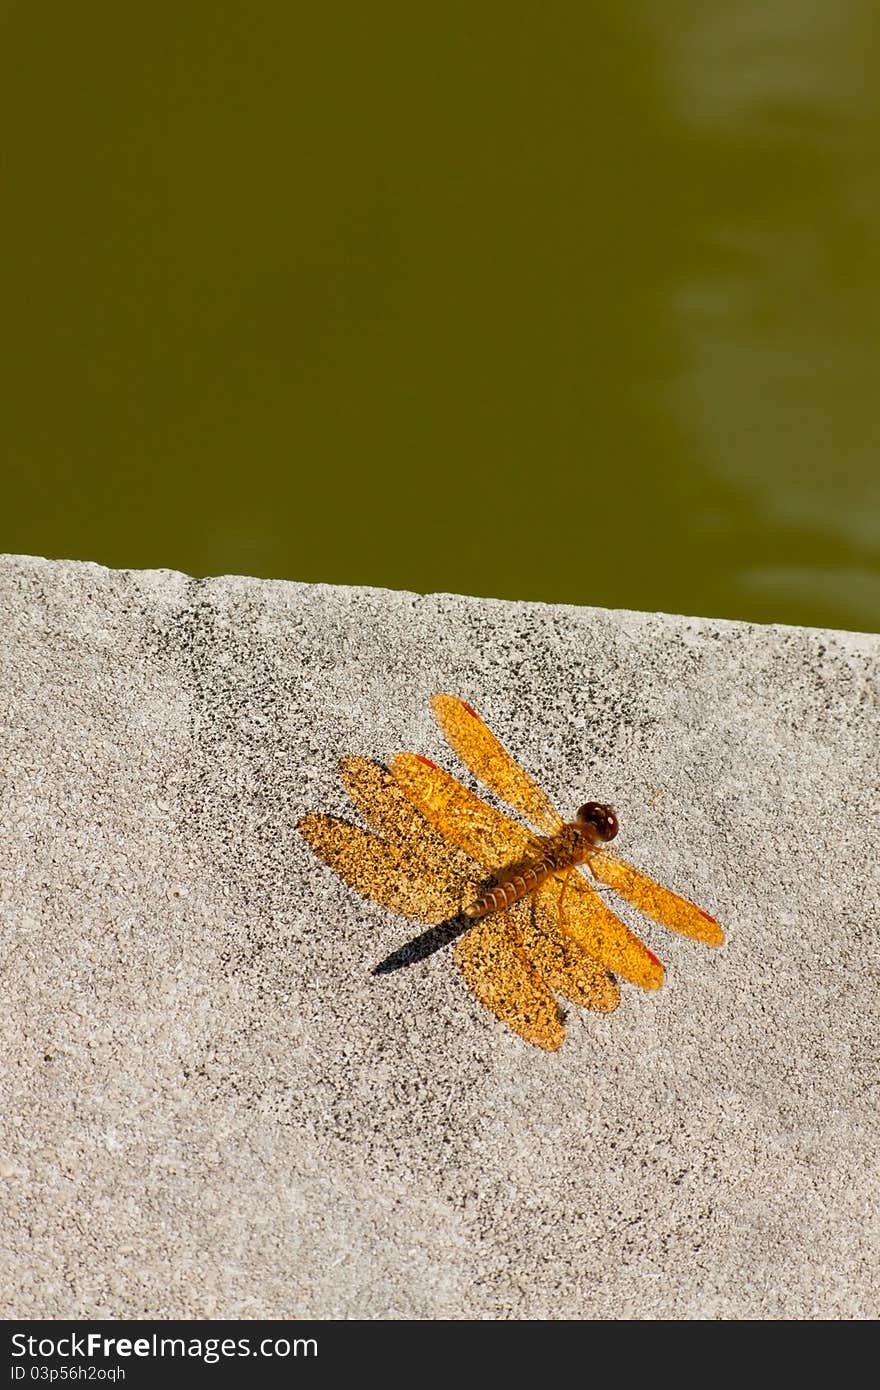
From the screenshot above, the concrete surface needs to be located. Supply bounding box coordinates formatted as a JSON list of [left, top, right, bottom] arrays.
[[1, 553, 877, 1319]]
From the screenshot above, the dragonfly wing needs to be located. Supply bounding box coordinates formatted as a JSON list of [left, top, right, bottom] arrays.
[[590, 852, 725, 946], [338, 756, 475, 879], [454, 904, 565, 1051], [523, 887, 619, 1013], [431, 694, 564, 834], [297, 814, 470, 924], [392, 752, 543, 872], [539, 873, 666, 990]]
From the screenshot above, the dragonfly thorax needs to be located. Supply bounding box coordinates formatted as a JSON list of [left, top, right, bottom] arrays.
[[538, 818, 612, 874]]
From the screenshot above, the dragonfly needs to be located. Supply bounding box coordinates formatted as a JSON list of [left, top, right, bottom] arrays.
[[298, 694, 724, 1050]]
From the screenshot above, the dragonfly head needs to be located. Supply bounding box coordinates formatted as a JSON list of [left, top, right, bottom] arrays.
[[575, 801, 618, 846]]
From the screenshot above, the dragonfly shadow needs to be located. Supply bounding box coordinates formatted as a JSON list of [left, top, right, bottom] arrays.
[[372, 914, 473, 975]]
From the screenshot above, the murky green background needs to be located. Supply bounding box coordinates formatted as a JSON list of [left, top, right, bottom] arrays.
[[3, 5, 879, 632]]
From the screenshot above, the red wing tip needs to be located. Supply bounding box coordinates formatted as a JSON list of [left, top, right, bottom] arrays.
[[643, 947, 665, 989], [414, 753, 440, 769], [432, 692, 483, 721], [696, 907, 725, 945]]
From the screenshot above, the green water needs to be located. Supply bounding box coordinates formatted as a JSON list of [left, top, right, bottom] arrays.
[[3, 5, 879, 633]]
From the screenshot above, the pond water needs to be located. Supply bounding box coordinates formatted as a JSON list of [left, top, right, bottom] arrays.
[[3, 4, 878, 632]]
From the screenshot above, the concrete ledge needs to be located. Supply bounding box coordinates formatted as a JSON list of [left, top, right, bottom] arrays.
[[1, 553, 877, 1318]]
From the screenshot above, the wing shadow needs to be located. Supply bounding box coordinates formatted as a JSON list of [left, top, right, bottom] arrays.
[[297, 755, 489, 974]]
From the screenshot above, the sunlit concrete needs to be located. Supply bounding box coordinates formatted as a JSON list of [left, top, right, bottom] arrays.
[[2, 553, 877, 1318]]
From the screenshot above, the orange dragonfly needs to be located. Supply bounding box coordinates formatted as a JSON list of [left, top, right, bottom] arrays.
[[298, 694, 724, 1050]]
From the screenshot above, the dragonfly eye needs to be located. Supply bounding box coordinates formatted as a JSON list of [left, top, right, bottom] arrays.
[[576, 801, 618, 843]]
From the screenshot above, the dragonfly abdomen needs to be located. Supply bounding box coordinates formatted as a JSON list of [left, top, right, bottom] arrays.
[[464, 860, 554, 920]]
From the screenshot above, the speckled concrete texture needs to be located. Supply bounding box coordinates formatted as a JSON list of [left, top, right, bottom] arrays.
[[1, 553, 877, 1319]]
